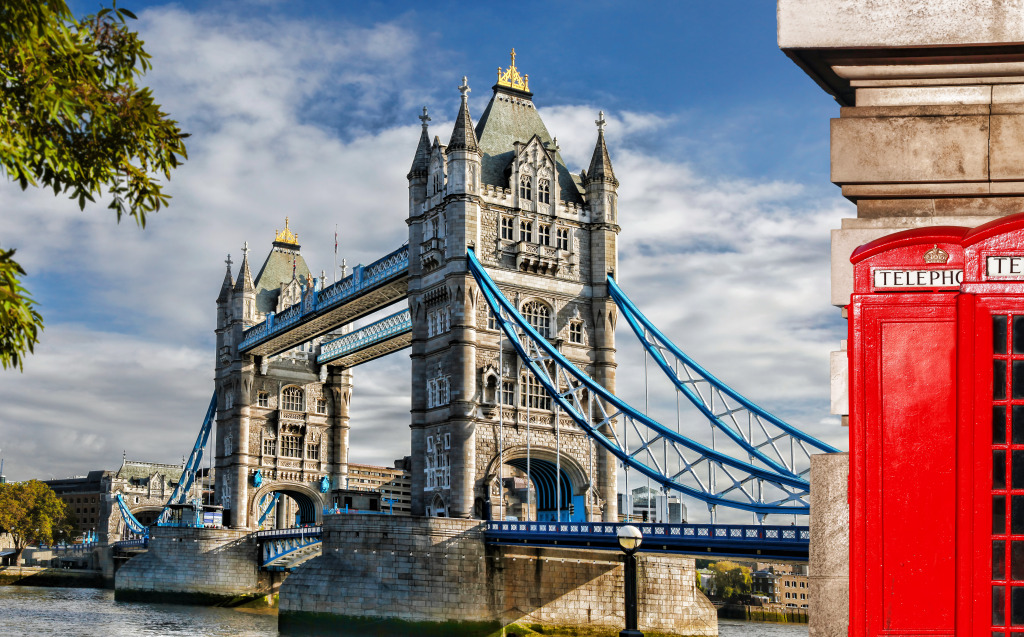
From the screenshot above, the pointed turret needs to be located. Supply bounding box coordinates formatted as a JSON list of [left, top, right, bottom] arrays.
[[446, 77, 479, 153], [217, 255, 234, 304], [585, 111, 618, 188], [232, 242, 257, 326], [408, 107, 432, 180], [234, 245, 254, 294]]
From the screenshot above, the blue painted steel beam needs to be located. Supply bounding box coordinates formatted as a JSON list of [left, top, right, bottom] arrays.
[[240, 245, 409, 354], [484, 521, 809, 562], [317, 308, 412, 366], [467, 249, 811, 515]]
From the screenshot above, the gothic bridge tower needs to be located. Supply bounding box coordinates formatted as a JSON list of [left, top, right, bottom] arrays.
[[407, 52, 620, 521], [214, 220, 353, 529]]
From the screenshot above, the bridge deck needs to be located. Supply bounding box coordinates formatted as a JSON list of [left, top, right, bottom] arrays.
[[318, 309, 412, 368], [484, 521, 810, 562], [240, 246, 409, 357]]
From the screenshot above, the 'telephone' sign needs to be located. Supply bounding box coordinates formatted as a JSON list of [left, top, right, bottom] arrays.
[[987, 256, 1024, 279], [873, 269, 963, 289]]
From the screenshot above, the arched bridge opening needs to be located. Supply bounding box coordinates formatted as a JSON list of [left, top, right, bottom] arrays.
[[248, 483, 323, 528]]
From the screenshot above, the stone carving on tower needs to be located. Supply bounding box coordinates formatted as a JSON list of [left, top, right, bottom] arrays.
[[406, 51, 620, 522], [213, 220, 352, 529]]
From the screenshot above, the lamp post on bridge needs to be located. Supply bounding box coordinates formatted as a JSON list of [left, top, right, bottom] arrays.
[[616, 524, 644, 637]]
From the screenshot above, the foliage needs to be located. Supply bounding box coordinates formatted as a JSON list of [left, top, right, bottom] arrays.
[[0, 247, 41, 370], [0, 480, 75, 562], [705, 560, 753, 602], [0, 0, 187, 370]]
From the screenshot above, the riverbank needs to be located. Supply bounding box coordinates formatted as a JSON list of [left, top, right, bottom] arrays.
[[0, 566, 105, 588], [718, 604, 808, 623]]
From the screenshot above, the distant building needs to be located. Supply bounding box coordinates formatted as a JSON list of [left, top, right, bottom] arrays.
[[618, 486, 685, 523], [344, 459, 411, 515], [44, 455, 195, 542]]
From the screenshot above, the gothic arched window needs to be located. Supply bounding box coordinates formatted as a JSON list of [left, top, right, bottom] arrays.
[[282, 387, 304, 412], [520, 174, 532, 201], [538, 178, 550, 204], [521, 300, 551, 337]]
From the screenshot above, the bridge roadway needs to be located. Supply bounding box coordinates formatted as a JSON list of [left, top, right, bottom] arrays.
[[239, 245, 410, 358], [249, 519, 810, 571]]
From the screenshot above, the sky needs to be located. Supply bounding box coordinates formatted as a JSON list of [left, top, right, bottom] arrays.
[[0, 1, 851, 518]]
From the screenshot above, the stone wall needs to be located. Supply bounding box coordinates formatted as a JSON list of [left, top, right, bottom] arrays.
[[809, 452, 849, 637], [279, 515, 716, 636], [114, 526, 269, 603]]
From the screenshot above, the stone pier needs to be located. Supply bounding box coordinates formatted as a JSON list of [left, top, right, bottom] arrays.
[[278, 515, 716, 636], [114, 526, 277, 604]]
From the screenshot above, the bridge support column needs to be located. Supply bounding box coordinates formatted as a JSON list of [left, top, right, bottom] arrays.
[[327, 368, 352, 491]]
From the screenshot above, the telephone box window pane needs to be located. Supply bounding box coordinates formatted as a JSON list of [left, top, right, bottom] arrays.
[[1014, 361, 1024, 399], [997, 361, 1008, 400], [995, 450, 1007, 489], [996, 315, 1008, 353], [1015, 451, 1024, 489], [996, 540, 1007, 579], [1014, 405, 1024, 444], [996, 406, 1008, 444], [1014, 316, 1024, 353], [996, 586, 1006, 625], [994, 632, 1005, 637], [1013, 586, 1024, 624], [996, 496, 1007, 534], [1013, 541, 1024, 580], [1013, 496, 1024, 534]]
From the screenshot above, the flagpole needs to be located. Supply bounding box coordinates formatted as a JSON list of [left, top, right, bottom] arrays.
[[334, 224, 338, 284]]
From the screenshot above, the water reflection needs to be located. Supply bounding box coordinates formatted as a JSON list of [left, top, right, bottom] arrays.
[[1, 586, 808, 636]]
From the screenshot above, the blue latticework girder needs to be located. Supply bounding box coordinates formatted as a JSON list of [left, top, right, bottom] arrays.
[[468, 250, 814, 517], [607, 277, 838, 482], [317, 309, 412, 366], [115, 492, 149, 537], [157, 393, 217, 524], [239, 245, 409, 353]]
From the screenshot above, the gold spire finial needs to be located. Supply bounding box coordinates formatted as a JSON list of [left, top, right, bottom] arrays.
[[274, 217, 299, 245], [497, 48, 529, 92]]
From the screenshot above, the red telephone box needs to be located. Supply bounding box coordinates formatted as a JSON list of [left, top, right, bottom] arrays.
[[849, 226, 968, 637], [955, 213, 1024, 634]]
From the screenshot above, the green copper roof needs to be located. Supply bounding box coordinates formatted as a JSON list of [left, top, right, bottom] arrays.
[[253, 243, 312, 314], [474, 86, 584, 204]]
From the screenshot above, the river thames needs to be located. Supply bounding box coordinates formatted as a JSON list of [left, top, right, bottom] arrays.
[[0, 586, 809, 636]]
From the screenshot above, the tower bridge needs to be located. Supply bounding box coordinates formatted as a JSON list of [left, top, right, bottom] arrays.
[[115, 51, 832, 635]]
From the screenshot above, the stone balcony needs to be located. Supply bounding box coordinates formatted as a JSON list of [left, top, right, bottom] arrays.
[[419, 237, 445, 271], [514, 241, 563, 274]]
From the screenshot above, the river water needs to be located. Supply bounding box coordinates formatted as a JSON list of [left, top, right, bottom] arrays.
[[0, 586, 809, 636]]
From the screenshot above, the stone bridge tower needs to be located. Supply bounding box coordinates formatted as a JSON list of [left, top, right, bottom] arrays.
[[214, 222, 352, 529], [406, 52, 619, 521]]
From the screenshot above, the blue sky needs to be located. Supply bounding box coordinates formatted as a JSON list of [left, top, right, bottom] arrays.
[[2, 1, 852, 519]]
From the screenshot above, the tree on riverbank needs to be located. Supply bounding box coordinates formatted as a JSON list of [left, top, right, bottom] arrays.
[[0, 480, 76, 565], [0, 0, 187, 371], [704, 560, 753, 602]]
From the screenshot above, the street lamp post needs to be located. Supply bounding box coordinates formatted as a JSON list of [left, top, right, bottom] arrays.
[[617, 524, 644, 637]]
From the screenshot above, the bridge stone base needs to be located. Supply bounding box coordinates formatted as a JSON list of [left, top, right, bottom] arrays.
[[279, 516, 716, 636], [114, 527, 275, 604]]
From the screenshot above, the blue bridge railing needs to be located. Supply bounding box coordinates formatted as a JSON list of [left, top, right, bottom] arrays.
[[484, 521, 810, 561], [317, 309, 412, 365], [240, 245, 410, 352]]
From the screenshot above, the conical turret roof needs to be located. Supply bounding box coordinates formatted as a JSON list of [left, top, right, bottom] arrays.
[[447, 77, 479, 153], [234, 244, 255, 293], [217, 257, 234, 304], [407, 107, 432, 180], [585, 111, 617, 187]]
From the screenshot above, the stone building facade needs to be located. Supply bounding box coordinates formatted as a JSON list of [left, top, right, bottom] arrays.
[[214, 222, 353, 528], [406, 53, 620, 521]]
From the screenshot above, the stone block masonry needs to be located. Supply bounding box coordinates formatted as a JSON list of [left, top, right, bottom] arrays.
[[278, 515, 716, 636], [115, 526, 274, 604]]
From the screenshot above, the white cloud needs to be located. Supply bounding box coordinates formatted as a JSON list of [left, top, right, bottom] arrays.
[[0, 6, 850, 527]]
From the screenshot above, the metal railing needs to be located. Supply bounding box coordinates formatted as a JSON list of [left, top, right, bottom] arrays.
[[317, 309, 412, 364], [240, 245, 410, 352]]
